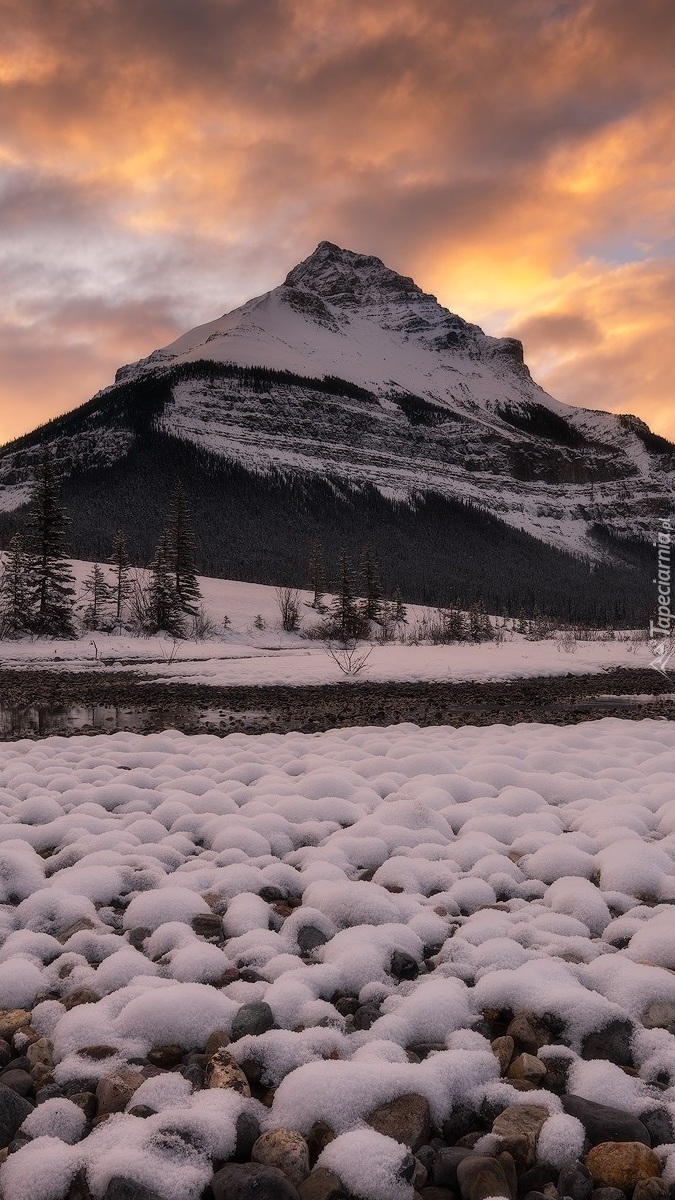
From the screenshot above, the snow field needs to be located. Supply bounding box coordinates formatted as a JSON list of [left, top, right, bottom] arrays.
[[0, 561, 651, 684], [1, 718, 675, 1199]]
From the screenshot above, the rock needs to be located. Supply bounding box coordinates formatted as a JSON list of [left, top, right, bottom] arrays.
[[542, 1055, 571, 1095], [181, 1063, 205, 1090], [35, 1084, 65, 1104], [0, 1011, 31, 1041], [127, 927, 150, 950], [230, 1001, 275, 1041], [0, 1083, 33, 1149], [307, 1122, 337, 1166], [0, 1041, 11, 1072], [390, 950, 419, 980], [69, 1094, 97, 1118], [519, 1164, 559, 1196], [66, 1168, 94, 1200], [492, 1036, 515, 1074], [63, 1078, 99, 1098], [297, 926, 329, 954], [498, 1151, 517, 1200], [507, 1013, 552, 1056], [240, 1058, 263, 1086], [442, 1105, 477, 1145], [580, 1020, 634, 1068], [6, 1056, 29, 1073], [507, 1054, 547, 1084], [297, 1167, 348, 1200], [79, 1046, 118, 1060], [432, 1147, 475, 1189], [585, 1143, 661, 1190], [640, 1109, 674, 1147], [26, 1038, 53, 1071], [641, 1002, 675, 1034], [252, 1129, 311, 1187], [96, 1070, 144, 1115], [205, 1030, 230, 1057], [455, 1133, 485, 1150], [0, 1070, 33, 1097], [206, 1048, 251, 1095], [211, 1162, 301, 1200], [561, 1096, 651, 1147], [353, 1002, 381, 1030], [62, 988, 101, 1011], [558, 1162, 594, 1200], [104, 1179, 163, 1200], [58, 918, 98, 942], [456, 1154, 511, 1200], [234, 1111, 261, 1161], [366, 1093, 431, 1152], [589, 1189, 624, 1200], [420, 1191, 455, 1200], [633, 1182, 669, 1200], [191, 913, 223, 938], [147, 1044, 183, 1068], [413, 1157, 429, 1191], [333, 997, 359, 1018], [492, 1104, 549, 1168], [128, 1104, 157, 1119]]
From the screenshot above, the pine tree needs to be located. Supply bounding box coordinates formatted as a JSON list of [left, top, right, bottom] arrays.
[[165, 484, 201, 613], [27, 447, 76, 637], [110, 530, 131, 629], [82, 563, 112, 631], [394, 585, 407, 623], [331, 551, 368, 641], [147, 535, 185, 636], [445, 604, 468, 641], [0, 534, 33, 636], [360, 546, 382, 623], [309, 539, 325, 608], [469, 598, 492, 641]]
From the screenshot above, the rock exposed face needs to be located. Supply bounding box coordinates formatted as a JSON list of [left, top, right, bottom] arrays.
[[0, 241, 671, 565]]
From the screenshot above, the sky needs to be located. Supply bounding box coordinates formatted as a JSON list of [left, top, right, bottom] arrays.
[[1, 0, 674, 445]]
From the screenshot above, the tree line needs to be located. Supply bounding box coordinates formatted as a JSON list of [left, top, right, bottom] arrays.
[[0, 448, 202, 639]]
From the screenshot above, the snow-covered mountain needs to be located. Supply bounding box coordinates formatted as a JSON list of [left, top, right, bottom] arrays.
[[0, 242, 667, 619]]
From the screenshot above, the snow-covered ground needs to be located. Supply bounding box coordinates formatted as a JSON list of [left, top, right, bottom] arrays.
[[0, 563, 651, 685], [1, 719, 675, 1199]]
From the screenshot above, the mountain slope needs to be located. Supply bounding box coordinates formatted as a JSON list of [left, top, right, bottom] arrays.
[[0, 242, 668, 620]]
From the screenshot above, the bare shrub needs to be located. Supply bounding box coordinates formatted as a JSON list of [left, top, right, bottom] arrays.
[[324, 639, 373, 676], [557, 629, 578, 653], [189, 605, 218, 641], [275, 587, 301, 633], [126, 569, 153, 633]]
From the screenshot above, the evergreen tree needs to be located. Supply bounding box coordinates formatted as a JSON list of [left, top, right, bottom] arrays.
[[394, 585, 407, 623], [82, 563, 112, 631], [147, 535, 185, 636], [468, 598, 492, 641], [27, 447, 75, 637], [331, 551, 368, 641], [165, 484, 201, 613], [309, 539, 325, 608], [445, 604, 468, 641], [0, 534, 33, 636], [360, 546, 382, 623], [109, 530, 131, 629]]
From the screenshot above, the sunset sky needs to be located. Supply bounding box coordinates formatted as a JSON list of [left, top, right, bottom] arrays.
[[1, 0, 674, 445]]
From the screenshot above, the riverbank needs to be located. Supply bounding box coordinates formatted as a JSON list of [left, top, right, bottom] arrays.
[[1, 667, 673, 739]]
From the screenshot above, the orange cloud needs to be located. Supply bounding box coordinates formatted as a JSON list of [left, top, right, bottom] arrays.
[[0, 0, 674, 441]]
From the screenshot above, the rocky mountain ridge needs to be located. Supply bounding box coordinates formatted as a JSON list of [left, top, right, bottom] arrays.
[[0, 242, 667, 620]]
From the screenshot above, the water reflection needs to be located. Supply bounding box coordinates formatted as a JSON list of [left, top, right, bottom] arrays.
[[0, 705, 269, 739]]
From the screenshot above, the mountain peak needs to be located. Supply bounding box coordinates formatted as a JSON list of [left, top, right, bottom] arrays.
[[282, 240, 423, 309]]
